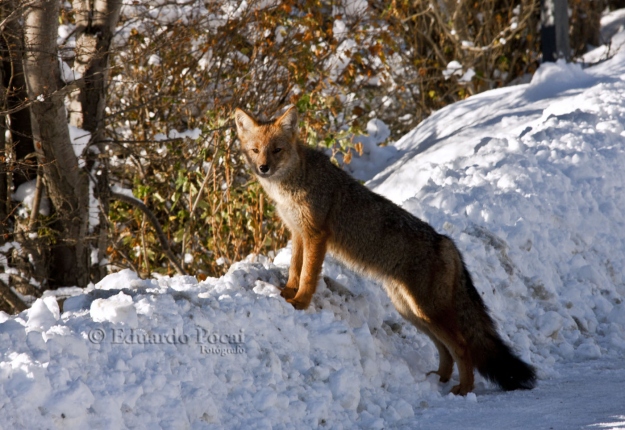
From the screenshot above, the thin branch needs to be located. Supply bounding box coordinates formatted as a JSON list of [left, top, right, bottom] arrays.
[[110, 191, 187, 276], [401, 4, 433, 24], [140, 214, 150, 274], [190, 157, 216, 217], [180, 148, 217, 267]]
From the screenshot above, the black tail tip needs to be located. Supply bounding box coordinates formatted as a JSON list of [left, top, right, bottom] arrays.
[[480, 348, 537, 391], [498, 358, 537, 391]]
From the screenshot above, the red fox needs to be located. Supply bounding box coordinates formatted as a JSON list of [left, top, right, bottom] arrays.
[[234, 106, 536, 395]]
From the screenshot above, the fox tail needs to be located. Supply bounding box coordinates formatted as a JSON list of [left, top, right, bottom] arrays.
[[459, 264, 536, 391]]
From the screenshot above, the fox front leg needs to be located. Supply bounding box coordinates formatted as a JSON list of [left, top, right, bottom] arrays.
[[282, 233, 303, 300], [287, 232, 328, 310]]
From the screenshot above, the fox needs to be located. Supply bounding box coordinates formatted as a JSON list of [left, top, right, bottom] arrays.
[[234, 105, 536, 395]]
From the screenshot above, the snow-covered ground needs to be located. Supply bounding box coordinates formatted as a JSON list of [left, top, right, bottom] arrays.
[[3, 14, 625, 430]]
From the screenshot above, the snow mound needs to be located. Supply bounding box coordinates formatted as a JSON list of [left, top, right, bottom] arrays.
[[90, 292, 138, 327], [368, 39, 625, 378], [0, 259, 444, 428], [525, 59, 595, 100]]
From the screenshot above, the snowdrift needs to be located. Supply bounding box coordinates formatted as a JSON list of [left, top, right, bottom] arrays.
[[3, 36, 625, 430]]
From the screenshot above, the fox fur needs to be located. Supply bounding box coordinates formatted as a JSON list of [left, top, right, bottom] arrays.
[[234, 106, 536, 395]]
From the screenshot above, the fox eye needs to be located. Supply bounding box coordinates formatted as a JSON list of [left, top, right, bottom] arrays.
[[251, 148, 259, 154], [272, 148, 282, 154]]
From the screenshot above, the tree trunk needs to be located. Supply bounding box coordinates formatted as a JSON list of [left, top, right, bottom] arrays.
[[70, 0, 122, 132], [69, 0, 122, 282], [22, 0, 90, 287], [541, 0, 571, 62]]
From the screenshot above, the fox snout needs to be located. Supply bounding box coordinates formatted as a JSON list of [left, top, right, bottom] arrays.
[[246, 148, 281, 178], [249, 150, 274, 177], [254, 159, 272, 177], [234, 106, 299, 181]]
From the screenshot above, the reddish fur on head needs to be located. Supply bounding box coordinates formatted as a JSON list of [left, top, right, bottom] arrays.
[[234, 107, 299, 180]]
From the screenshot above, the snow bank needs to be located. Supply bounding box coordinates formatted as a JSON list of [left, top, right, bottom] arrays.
[[369, 49, 625, 373], [0, 258, 440, 428], [3, 18, 625, 430]]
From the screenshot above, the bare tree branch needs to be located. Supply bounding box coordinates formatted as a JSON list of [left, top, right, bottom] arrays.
[[110, 191, 187, 276]]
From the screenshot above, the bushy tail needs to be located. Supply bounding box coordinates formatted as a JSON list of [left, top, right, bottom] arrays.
[[460, 264, 537, 391], [479, 337, 537, 391]]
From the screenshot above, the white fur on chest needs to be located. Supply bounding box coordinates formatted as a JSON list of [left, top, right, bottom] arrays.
[[258, 178, 302, 233]]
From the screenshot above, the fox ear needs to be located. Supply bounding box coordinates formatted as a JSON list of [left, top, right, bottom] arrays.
[[234, 108, 257, 138], [275, 106, 298, 135]]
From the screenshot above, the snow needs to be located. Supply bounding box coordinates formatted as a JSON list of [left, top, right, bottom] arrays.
[[168, 128, 202, 140], [59, 59, 82, 84], [90, 292, 138, 327], [68, 125, 91, 163], [345, 118, 399, 181], [341, 0, 368, 17], [94, 268, 143, 290], [68, 125, 90, 156], [442, 61, 475, 83], [11, 179, 50, 217], [147, 54, 161, 66], [111, 184, 139, 201], [398, 358, 625, 429], [3, 11, 625, 430], [443, 61, 463, 79], [459, 68, 475, 83]]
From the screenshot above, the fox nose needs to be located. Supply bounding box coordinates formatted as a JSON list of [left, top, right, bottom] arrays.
[[259, 164, 269, 173]]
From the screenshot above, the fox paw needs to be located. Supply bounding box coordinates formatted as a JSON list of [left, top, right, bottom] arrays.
[[286, 297, 311, 310], [450, 384, 473, 396], [280, 287, 297, 300], [426, 370, 450, 383]]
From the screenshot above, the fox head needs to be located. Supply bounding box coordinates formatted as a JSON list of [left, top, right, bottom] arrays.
[[234, 106, 299, 180]]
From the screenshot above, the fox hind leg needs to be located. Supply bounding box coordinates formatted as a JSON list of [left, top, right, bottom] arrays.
[[423, 328, 454, 383], [407, 315, 459, 387], [426, 315, 474, 395], [389, 280, 474, 395], [384, 282, 455, 384]]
